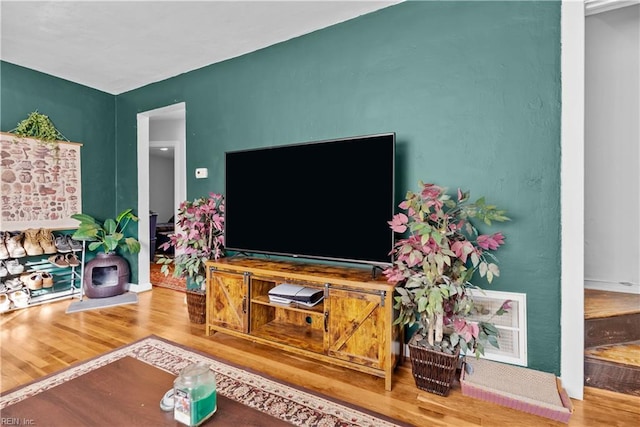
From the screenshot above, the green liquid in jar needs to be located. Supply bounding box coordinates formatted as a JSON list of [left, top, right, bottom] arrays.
[[192, 385, 217, 425]]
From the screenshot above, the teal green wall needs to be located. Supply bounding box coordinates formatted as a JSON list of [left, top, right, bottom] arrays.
[[3, 1, 562, 374], [118, 1, 561, 373], [1, 61, 117, 218]]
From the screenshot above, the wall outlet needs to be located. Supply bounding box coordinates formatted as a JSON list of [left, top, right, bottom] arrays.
[[195, 168, 208, 179]]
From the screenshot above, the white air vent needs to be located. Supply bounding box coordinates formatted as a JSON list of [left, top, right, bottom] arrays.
[[466, 289, 528, 366]]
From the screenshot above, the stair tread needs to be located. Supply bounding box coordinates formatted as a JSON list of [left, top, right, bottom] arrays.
[[585, 289, 640, 320], [585, 341, 640, 367]]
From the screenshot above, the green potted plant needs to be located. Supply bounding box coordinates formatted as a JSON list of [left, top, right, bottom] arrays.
[[156, 193, 225, 322], [384, 181, 510, 396], [71, 209, 141, 254], [71, 209, 141, 298]]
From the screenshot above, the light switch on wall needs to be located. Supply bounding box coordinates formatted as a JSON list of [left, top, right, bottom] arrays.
[[195, 168, 208, 179]]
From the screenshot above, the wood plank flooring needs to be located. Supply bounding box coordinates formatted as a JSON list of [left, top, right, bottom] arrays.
[[584, 289, 640, 320], [585, 341, 640, 367], [2, 287, 640, 426]]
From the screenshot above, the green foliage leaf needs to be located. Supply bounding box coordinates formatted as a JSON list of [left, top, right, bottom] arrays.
[[449, 332, 460, 348], [487, 335, 500, 349], [470, 252, 480, 268], [103, 218, 117, 235], [479, 262, 488, 277], [88, 241, 102, 251], [124, 237, 141, 254], [71, 213, 99, 225]]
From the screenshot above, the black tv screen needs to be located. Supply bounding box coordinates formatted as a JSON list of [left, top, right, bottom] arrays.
[[225, 133, 395, 266]]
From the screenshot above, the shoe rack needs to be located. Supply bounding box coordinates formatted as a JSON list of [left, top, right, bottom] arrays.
[[0, 231, 85, 313]]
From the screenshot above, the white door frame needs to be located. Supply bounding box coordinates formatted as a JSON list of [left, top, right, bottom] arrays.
[[560, 0, 585, 399], [135, 102, 186, 292]]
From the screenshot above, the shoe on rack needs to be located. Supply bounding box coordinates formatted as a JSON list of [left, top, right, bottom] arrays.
[[5, 278, 23, 291], [0, 261, 7, 278], [9, 288, 30, 308], [54, 235, 72, 253], [38, 229, 57, 254], [48, 254, 69, 268], [65, 253, 81, 267], [6, 232, 26, 258], [66, 235, 83, 252], [23, 228, 44, 256], [5, 259, 24, 275], [0, 232, 9, 260], [40, 271, 54, 288], [0, 293, 11, 312], [20, 272, 43, 290]]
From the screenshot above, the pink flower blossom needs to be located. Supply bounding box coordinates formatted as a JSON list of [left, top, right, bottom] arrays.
[[383, 267, 405, 284], [421, 183, 442, 200], [388, 213, 408, 233], [451, 240, 474, 263], [477, 232, 505, 250], [453, 318, 480, 342]]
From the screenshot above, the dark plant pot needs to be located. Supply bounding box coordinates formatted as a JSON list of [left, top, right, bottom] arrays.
[[84, 252, 129, 298], [408, 335, 461, 396]]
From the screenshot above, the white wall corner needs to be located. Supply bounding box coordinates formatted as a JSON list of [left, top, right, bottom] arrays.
[[561, 0, 586, 400]]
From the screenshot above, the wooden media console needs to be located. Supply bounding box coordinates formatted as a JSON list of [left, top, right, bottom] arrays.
[[205, 257, 403, 390]]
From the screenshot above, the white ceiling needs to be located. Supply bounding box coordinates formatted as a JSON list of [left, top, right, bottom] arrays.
[[0, 0, 400, 95]]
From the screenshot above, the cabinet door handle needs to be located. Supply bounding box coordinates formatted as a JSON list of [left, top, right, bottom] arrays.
[[242, 296, 247, 313], [324, 311, 329, 332]]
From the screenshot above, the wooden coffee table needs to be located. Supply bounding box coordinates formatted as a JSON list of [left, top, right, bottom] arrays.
[[2, 356, 290, 426]]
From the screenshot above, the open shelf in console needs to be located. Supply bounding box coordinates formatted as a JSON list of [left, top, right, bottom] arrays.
[[250, 295, 325, 354], [250, 319, 325, 354]]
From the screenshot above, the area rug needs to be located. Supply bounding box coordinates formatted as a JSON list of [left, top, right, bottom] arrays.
[[0, 336, 409, 427], [151, 261, 187, 292], [65, 292, 138, 313]]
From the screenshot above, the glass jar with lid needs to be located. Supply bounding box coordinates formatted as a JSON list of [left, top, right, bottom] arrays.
[[173, 362, 217, 426]]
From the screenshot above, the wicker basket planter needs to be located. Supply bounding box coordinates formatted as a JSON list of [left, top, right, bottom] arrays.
[[408, 336, 461, 396], [186, 290, 206, 324]]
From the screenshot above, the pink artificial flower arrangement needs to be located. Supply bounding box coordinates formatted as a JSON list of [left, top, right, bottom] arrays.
[[384, 181, 510, 356], [157, 193, 225, 290]]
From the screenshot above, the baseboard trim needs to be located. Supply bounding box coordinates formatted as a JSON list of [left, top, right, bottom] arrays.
[[127, 282, 152, 293], [584, 280, 640, 294]]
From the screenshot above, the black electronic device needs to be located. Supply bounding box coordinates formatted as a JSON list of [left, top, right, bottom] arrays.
[[225, 133, 395, 266]]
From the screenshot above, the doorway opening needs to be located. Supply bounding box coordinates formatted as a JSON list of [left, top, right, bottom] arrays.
[[136, 102, 186, 291]]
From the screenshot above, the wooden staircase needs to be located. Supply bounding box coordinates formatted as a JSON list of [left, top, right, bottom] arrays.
[[584, 289, 640, 396]]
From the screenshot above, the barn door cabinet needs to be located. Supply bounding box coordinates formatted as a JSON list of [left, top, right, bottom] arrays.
[[205, 257, 402, 390], [206, 269, 248, 333]]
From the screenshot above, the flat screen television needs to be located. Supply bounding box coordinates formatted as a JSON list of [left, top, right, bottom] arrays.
[[224, 132, 395, 266]]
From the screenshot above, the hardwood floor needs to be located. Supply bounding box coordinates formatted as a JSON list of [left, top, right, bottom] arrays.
[[2, 287, 640, 426], [585, 289, 640, 320], [584, 289, 640, 395]]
